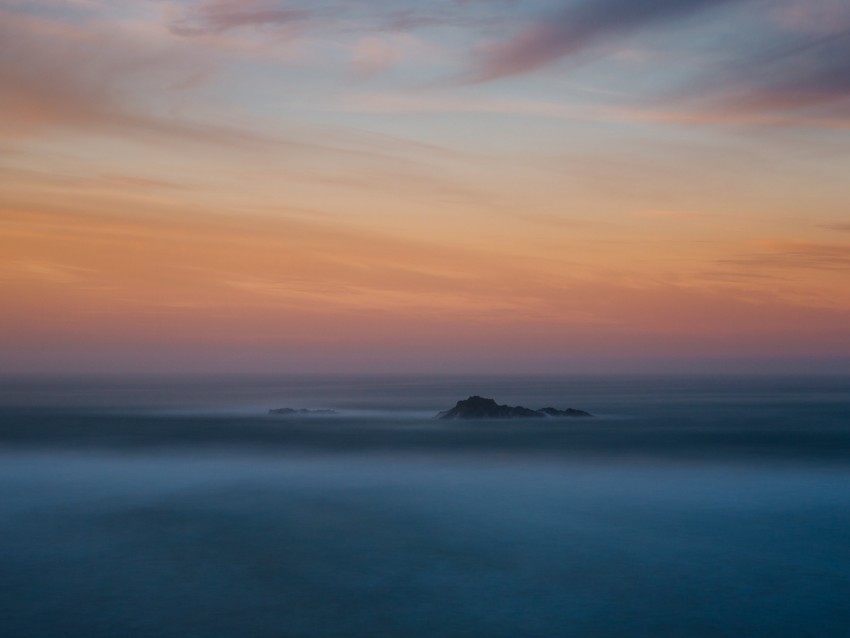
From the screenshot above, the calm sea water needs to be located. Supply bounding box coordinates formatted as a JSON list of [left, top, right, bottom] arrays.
[[1, 374, 849, 637]]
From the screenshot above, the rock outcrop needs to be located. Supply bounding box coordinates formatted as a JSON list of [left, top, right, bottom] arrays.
[[437, 396, 591, 419]]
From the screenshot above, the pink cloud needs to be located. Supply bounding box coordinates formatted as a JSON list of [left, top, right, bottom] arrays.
[[351, 36, 400, 79], [467, 0, 738, 83], [0, 10, 212, 139], [170, 0, 309, 36], [774, 0, 850, 35]]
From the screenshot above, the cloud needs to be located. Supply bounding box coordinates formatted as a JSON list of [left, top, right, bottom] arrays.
[[819, 223, 850, 233], [373, 3, 509, 32], [707, 32, 850, 118], [4, 260, 93, 285], [170, 0, 309, 36], [467, 0, 740, 82], [639, 23, 850, 128], [0, 10, 213, 140], [0, 10, 363, 152], [630, 209, 702, 219], [99, 174, 187, 190], [169, 0, 519, 41], [350, 36, 401, 78], [720, 242, 850, 272], [774, 0, 850, 36], [457, 0, 850, 127], [375, 7, 454, 32]]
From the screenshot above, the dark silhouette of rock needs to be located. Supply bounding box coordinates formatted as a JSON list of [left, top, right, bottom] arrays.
[[437, 396, 591, 419], [437, 396, 543, 419], [269, 408, 338, 416]]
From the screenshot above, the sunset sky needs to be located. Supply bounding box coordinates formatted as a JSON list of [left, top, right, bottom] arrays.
[[1, 0, 849, 373]]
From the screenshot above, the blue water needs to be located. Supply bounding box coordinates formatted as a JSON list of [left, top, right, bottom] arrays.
[[1, 374, 849, 637]]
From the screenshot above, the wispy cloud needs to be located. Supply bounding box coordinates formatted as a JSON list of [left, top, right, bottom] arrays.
[[458, 0, 850, 128], [167, 0, 507, 39], [99, 174, 187, 190], [721, 241, 850, 272], [0, 10, 464, 159], [169, 0, 309, 36], [3, 260, 93, 285], [0, 10, 213, 140], [630, 209, 703, 219], [819, 223, 850, 233], [351, 37, 393, 77], [774, 0, 850, 36], [467, 0, 740, 83], [674, 41, 850, 128]]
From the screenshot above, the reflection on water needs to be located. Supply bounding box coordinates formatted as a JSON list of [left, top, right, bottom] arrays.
[[1, 375, 850, 637]]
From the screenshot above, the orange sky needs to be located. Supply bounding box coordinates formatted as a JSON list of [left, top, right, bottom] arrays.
[[1, 0, 849, 372]]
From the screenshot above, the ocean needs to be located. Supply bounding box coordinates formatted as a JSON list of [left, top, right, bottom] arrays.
[[1, 374, 849, 637]]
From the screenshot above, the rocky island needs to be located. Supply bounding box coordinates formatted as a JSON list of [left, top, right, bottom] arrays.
[[437, 396, 592, 419]]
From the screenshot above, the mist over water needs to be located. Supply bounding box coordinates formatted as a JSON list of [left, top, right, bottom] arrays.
[[2, 375, 850, 637]]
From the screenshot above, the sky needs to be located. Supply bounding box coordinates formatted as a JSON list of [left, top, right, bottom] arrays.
[[1, 0, 849, 374]]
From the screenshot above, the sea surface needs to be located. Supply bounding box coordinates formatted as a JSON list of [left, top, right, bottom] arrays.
[[1, 374, 849, 637]]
